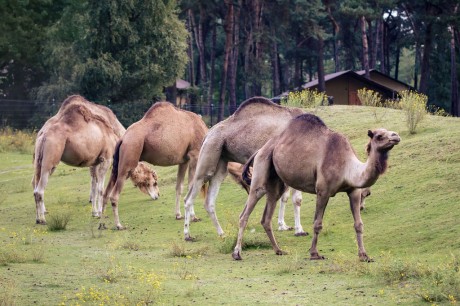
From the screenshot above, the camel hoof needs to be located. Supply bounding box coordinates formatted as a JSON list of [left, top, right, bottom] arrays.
[[36, 220, 47, 225], [192, 216, 201, 222], [232, 252, 242, 260], [310, 254, 326, 260], [278, 226, 294, 231], [116, 225, 125, 230], [98, 223, 107, 230], [360, 256, 374, 263], [294, 231, 309, 237], [175, 215, 184, 220], [276, 250, 288, 256], [185, 236, 196, 242]]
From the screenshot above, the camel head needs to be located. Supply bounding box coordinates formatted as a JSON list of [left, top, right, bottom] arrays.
[[130, 162, 160, 200], [367, 128, 401, 153]]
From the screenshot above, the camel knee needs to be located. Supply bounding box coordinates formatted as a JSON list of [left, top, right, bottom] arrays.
[[34, 191, 43, 203], [313, 222, 323, 234], [354, 222, 364, 234]]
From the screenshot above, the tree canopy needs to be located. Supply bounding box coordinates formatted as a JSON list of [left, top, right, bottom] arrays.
[[1, 0, 459, 115]]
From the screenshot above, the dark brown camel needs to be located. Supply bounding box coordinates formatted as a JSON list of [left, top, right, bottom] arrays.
[[232, 113, 400, 262]]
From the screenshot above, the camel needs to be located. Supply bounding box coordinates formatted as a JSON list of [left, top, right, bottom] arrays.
[[183, 97, 310, 241], [101, 101, 209, 230], [32, 95, 158, 225], [232, 113, 400, 262]]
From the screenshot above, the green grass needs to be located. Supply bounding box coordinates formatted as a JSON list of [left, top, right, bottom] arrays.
[[0, 105, 459, 305]]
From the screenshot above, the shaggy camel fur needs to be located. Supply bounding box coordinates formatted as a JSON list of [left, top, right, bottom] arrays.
[[32, 95, 158, 224], [183, 97, 308, 241], [232, 113, 400, 262], [101, 102, 208, 229]]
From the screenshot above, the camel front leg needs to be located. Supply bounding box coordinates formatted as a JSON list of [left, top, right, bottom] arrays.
[[232, 187, 266, 260], [277, 188, 292, 231], [261, 180, 287, 256], [109, 178, 127, 230], [174, 162, 188, 220], [93, 160, 110, 218], [309, 190, 330, 260], [349, 189, 372, 262], [89, 166, 96, 204]]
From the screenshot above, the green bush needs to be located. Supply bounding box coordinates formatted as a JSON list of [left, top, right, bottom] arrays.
[[398, 90, 427, 134], [281, 88, 327, 109], [47, 212, 71, 231], [357, 88, 386, 122]]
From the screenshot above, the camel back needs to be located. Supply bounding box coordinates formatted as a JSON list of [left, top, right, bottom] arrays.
[[57, 95, 125, 137], [142, 101, 207, 130], [232, 97, 303, 120]]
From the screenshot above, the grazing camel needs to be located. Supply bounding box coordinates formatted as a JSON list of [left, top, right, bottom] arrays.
[[32, 95, 158, 225], [232, 113, 400, 262], [183, 97, 309, 241], [101, 101, 208, 230]]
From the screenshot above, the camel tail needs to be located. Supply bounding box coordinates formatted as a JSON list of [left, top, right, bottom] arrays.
[[109, 140, 122, 183], [32, 135, 46, 187], [242, 152, 257, 187]]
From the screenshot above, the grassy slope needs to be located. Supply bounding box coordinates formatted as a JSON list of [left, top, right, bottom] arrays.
[[0, 105, 459, 305]]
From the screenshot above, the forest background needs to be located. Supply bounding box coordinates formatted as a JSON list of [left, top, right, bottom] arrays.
[[1, 0, 459, 126]]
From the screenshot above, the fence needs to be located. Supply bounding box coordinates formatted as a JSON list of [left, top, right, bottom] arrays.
[[0, 99, 240, 130]]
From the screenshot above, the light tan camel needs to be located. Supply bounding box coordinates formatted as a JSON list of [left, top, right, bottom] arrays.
[[183, 97, 309, 241], [101, 101, 208, 230], [32, 95, 158, 224], [232, 113, 400, 262]]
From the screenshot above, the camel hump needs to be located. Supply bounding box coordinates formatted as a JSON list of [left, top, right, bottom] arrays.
[[233, 97, 282, 116], [57, 95, 120, 133], [143, 101, 177, 118], [291, 113, 327, 128]]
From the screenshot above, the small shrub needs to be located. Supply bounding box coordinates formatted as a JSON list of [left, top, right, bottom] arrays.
[[47, 212, 71, 231], [398, 90, 427, 134], [357, 88, 385, 122], [281, 89, 327, 109]]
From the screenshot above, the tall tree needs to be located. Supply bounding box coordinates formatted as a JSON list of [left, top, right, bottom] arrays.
[[37, 0, 188, 103]]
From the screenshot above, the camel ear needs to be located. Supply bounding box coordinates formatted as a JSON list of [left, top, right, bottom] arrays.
[[367, 130, 374, 138]]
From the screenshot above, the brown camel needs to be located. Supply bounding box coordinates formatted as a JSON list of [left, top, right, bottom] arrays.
[[183, 97, 310, 241], [101, 101, 208, 230], [32, 95, 158, 225], [232, 113, 400, 262]]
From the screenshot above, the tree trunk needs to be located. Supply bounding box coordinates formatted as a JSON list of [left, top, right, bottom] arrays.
[[317, 36, 326, 93], [228, 0, 241, 114], [270, 26, 280, 97], [218, 0, 234, 122], [450, 25, 459, 116], [189, 7, 207, 88], [252, 0, 263, 95], [419, 22, 433, 94], [207, 21, 217, 116], [367, 19, 376, 69], [394, 45, 400, 80], [380, 20, 385, 74], [414, 41, 420, 90], [360, 16, 370, 79], [186, 12, 195, 87]]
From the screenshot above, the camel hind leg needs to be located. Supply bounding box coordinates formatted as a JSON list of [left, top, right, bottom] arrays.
[[174, 162, 189, 220], [91, 158, 111, 218], [33, 138, 63, 225], [203, 159, 228, 237]]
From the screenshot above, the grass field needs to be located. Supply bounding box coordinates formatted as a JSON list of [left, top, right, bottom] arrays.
[[0, 105, 459, 305]]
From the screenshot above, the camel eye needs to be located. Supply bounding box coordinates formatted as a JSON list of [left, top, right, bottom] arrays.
[[376, 135, 383, 141]]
